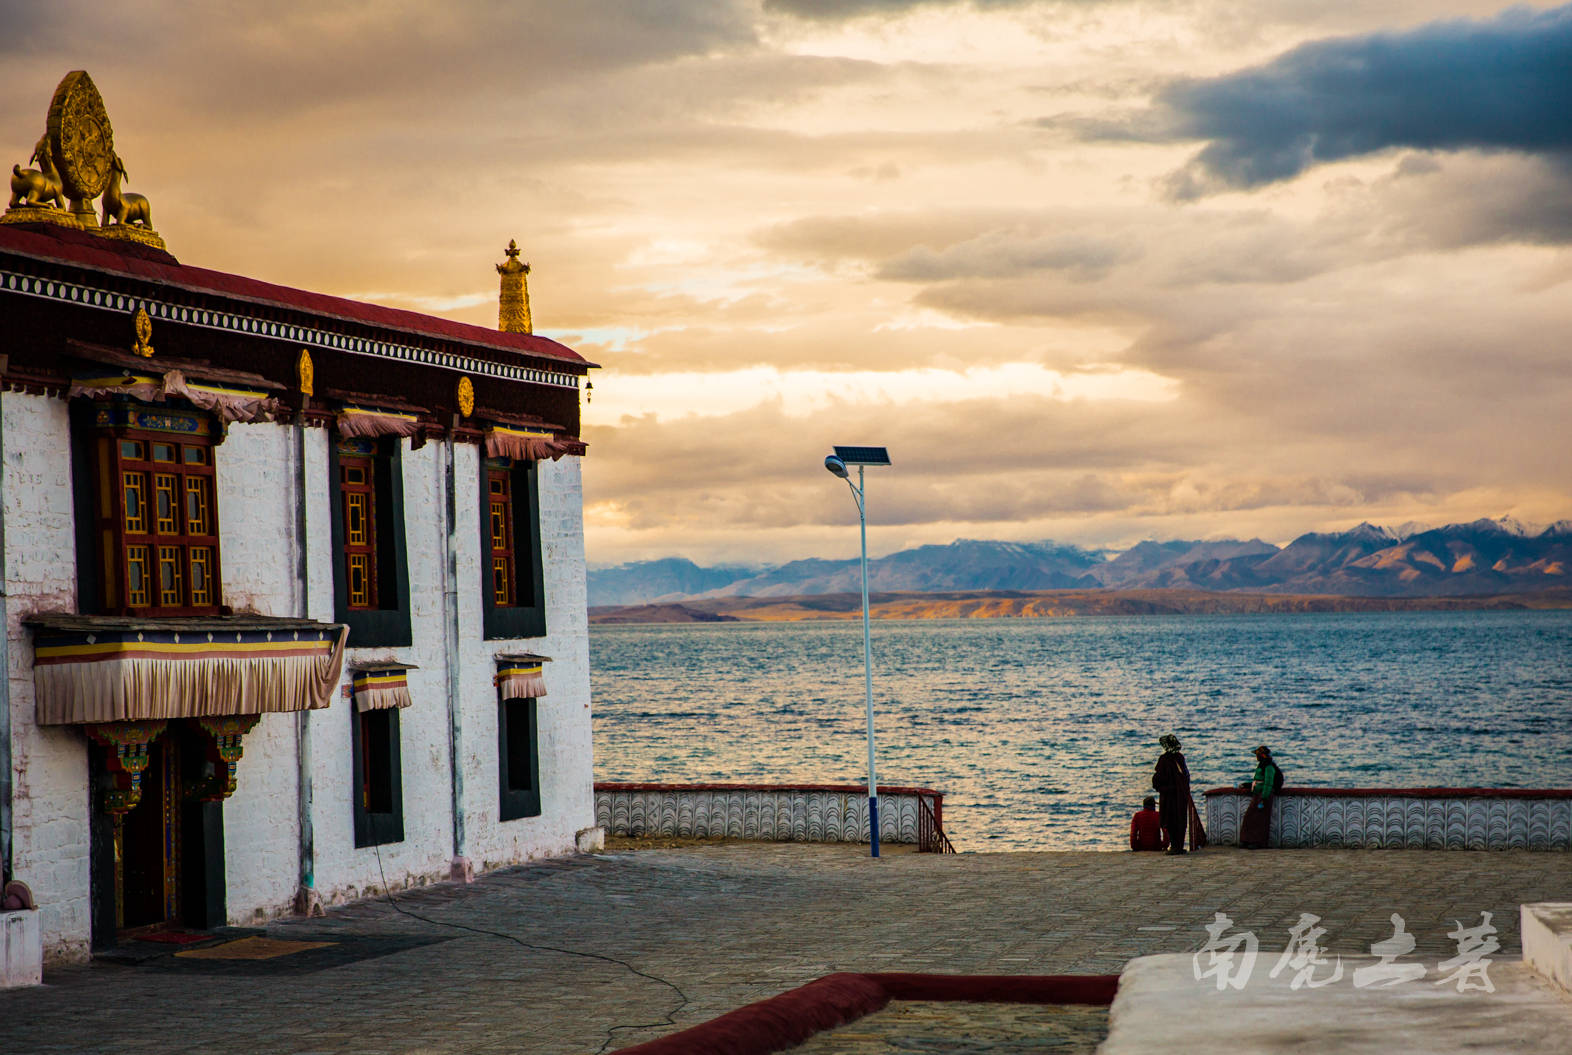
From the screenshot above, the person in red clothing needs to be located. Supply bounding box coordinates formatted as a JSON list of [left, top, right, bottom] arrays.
[[1130, 796, 1168, 851]]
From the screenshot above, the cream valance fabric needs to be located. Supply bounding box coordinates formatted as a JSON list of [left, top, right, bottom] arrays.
[[485, 424, 568, 462], [163, 371, 282, 424], [68, 371, 283, 425], [337, 406, 421, 439], [352, 666, 415, 712], [32, 622, 347, 725], [495, 655, 548, 699]]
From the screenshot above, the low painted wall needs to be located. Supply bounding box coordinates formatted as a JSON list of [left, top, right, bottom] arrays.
[[595, 783, 943, 845], [1205, 788, 1572, 849]]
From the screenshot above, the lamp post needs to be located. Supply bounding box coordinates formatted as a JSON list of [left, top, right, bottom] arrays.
[[823, 445, 890, 858]]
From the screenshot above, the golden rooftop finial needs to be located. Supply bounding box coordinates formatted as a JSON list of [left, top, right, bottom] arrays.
[[496, 239, 532, 334], [3, 70, 167, 250]]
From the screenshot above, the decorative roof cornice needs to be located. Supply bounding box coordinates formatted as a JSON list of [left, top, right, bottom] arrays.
[[0, 226, 596, 391]]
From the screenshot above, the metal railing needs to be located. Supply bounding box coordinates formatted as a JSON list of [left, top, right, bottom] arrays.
[[917, 793, 956, 854]]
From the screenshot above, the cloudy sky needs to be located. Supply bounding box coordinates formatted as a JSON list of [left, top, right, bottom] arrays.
[[5, 0, 1570, 565]]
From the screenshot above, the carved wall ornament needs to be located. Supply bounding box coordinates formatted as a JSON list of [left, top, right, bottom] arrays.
[[192, 715, 262, 802], [84, 720, 169, 816], [297, 348, 315, 396], [132, 306, 155, 358], [456, 375, 475, 417], [46, 70, 114, 222]]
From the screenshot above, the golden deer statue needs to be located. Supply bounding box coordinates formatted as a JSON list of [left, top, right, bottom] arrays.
[[101, 154, 151, 228], [8, 135, 65, 210]]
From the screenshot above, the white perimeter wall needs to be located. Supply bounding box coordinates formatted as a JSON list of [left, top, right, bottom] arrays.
[[3, 392, 89, 962], [3, 399, 595, 960]]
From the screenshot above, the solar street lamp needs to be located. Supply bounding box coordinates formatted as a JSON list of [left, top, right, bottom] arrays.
[[823, 445, 891, 857]]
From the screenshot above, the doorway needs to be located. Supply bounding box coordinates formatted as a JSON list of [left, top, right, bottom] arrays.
[[90, 721, 227, 947]]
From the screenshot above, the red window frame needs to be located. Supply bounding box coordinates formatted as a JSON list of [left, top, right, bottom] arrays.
[[93, 425, 221, 616], [339, 452, 380, 610], [487, 467, 516, 607]]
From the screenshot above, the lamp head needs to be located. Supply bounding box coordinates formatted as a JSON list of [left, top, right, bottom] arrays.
[[824, 454, 849, 479]]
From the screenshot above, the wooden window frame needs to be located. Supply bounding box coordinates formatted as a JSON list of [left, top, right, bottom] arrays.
[[330, 436, 412, 648], [76, 406, 223, 617], [480, 457, 545, 640]]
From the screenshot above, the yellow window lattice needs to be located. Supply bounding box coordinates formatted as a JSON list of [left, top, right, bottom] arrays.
[[189, 547, 213, 606], [155, 473, 178, 534], [346, 492, 369, 546], [348, 553, 372, 608], [123, 472, 147, 533], [126, 545, 150, 607], [492, 556, 513, 606], [185, 478, 211, 535], [158, 546, 183, 607], [490, 503, 510, 550]]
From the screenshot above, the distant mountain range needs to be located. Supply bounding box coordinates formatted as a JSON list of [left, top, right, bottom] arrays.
[[589, 518, 1572, 607]]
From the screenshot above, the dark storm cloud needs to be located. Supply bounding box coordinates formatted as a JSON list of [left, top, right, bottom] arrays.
[[1097, 3, 1572, 196]]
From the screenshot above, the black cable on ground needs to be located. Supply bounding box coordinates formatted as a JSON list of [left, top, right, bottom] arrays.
[[370, 838, 688, 1054]]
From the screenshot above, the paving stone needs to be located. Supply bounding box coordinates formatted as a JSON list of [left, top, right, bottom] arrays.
[[1, 845, 1564, 1054]]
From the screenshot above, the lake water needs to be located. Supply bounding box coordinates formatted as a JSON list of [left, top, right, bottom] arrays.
[[589, 611, 1572, 851]]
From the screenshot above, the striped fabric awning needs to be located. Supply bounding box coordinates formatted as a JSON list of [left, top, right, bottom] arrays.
[[485, 424, 567, 462], [495, 653, 549, 699], [337, 404, 421, 439], [68, 370, 281, 424], [352, 664, 416, 712], [31, 620, 347, 725]]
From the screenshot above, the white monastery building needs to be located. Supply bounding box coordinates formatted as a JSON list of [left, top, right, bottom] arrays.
[[0, 72, 598, 963]]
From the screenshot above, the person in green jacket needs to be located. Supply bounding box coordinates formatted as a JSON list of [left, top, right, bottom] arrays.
[[1238, 745, 1280, 849]]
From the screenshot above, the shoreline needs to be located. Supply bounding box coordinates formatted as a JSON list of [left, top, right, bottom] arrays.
[[589, 587, 1572, 624]]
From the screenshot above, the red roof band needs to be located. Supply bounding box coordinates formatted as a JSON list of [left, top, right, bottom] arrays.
[[0, 223, 596, 372]]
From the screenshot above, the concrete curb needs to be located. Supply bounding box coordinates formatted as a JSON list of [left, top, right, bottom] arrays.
[[614, 973, 1118, 1055], [1521, 902, 1572, 997]]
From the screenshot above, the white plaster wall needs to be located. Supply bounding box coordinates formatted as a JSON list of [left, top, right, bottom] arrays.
[[309, 436, 455, 905], [214, 422, 305, 922], [463, 454, 595, 872], [2, 392, 91, 962], [5, 406, 595, 949]]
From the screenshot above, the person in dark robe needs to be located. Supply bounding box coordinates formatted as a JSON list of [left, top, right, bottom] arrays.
[[1130, 796, 1168, 851], [1151, 734, 1190, 855], [1238, 745, 1279, 849]]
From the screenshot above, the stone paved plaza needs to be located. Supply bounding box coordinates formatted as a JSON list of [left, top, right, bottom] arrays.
[[3, 844, 1567, 1054]]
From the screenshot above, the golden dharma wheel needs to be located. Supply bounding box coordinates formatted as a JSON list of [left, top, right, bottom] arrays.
[[46, 71, 114, 203]]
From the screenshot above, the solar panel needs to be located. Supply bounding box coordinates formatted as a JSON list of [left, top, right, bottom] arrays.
[[833, 445, 891, 466]]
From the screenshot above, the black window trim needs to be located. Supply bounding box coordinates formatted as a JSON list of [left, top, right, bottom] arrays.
[[329, 435, 412, 648], [351, 705, 405, 848], [498, 695, 542, 821], [480, 457, 546, 640]]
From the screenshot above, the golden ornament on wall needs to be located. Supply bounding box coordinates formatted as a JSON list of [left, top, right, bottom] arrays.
[[456, 376, 475, 418], [297, 349, 315, 396], [132, 306, 154, 358]]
